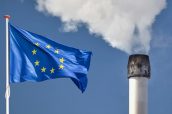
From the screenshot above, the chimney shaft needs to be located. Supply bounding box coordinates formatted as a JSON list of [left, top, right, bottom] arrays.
[[128, 54, 150, 114]]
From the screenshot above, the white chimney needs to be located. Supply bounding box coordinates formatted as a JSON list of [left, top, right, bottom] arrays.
[[128, 54, 150, 114]]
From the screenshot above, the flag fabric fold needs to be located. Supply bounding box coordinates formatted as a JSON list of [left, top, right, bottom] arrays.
[[9, 24, 92, 92]]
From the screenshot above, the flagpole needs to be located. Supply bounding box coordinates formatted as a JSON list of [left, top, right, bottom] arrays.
[[4, 15, 10, 114]]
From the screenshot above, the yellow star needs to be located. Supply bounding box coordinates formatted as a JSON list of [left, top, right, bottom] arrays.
[[59, 64, 64, 69], [50, 68, 55, 74], [35, 42, 39, 46], [32, 49, 37, 55], [54, 49, 59, 54], [59, 58, 64, 63], [46, 44, 51, 49], [34, 60, 40, 66], [41, 67, 46, 72]]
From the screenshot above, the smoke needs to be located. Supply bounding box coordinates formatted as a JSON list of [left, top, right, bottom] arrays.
[[36, 0, 166, 54]]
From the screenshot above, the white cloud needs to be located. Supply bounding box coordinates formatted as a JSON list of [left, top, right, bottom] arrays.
[[36, 0, 166, 54]]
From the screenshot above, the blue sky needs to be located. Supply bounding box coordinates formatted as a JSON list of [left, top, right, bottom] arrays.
[[0, 0, 172, 114]]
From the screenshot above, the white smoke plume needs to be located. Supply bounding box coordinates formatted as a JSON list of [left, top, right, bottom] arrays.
[[36, 0, 166, 54]]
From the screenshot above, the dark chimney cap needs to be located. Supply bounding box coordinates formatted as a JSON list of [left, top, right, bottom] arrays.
[[128, 54, 150, 78]]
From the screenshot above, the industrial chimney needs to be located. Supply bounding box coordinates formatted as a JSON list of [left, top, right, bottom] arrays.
[[128, 54, 150, 114]]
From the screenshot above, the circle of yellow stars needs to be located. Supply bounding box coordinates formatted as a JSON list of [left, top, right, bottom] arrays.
[[32, 42, 65, 74]]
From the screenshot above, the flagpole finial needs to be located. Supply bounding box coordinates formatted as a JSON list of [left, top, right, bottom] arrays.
[[4, 15, 10, 19]]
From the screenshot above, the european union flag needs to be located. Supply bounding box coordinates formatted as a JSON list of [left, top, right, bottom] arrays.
[[9, 24, 92, 92]]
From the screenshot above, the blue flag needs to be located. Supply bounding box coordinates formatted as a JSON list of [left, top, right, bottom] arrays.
[[9, 24, 92, 92]]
